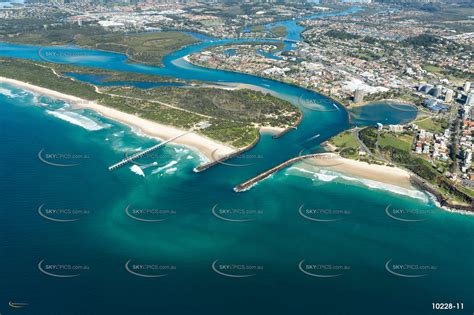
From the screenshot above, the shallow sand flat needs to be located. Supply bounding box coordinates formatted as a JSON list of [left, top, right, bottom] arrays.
[[0, 76, 236, 162]]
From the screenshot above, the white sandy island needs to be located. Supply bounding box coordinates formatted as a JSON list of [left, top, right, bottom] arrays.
[[0, 76, 236, 163]]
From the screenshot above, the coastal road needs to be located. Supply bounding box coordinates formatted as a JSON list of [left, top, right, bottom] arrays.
[[353, 127, 373, 157]]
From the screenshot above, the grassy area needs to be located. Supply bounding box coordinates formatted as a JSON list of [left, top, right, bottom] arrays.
[[105, 85, 301, 128], [331, 130, 358, 148], [362, 90, 423, 105], [0, 58, 99, 100], [0, 58, 296, 148], [270, 26, 288, 38], [250, 25, 266, 32], [329, 130, 359, 158], [249, 25, 287, 37], [455, 184, 474, 199], [413, 116, 448, 134], [423, 63, 473, 82], [77, 32, 198, 66], [360, 127, 414, 162], [416, 6, 474, 32], [378, 133, 412, 152], [0, 58, 183, 94], [355, 126, 472, 205], [55, 64, 184, 83], [1, 25, 103, 45], [4, 29, 198, 66], [423, 64, 442, 73]]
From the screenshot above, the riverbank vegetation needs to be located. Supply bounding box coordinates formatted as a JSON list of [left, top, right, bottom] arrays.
[[0, 58, 298, 148], [270, 26, 288, 38], [2, 30, 197, 66], [56, 64, 185, 83], [105, 85, 300, 128]]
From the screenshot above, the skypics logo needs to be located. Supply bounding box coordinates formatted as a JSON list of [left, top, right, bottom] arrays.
[[125, 205, 176, 222], [298, 91, 340, 113], [8, 301, 28, 309], [211, 260, 263, 278], [385, 259, 437, 278], [38, 204, 90, 222], [210, 149, 263, 167], [38, 47, 96, 64], [386, 102, 419, 113], [123, 151, 175, 167], [298, 260, 351, 278], [37, 260, 90, 278], [297, 147, 349, 168], [385, 205, 435, 222], [37, 148, 90, 167], [298, 204, 350, 222], [125, 260, 176, 278], [211, 204, 263, 222]]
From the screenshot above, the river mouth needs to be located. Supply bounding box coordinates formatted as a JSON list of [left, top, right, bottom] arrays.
[[2, 6, 469, 315]]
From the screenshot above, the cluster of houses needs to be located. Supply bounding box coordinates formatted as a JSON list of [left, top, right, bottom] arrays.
[[413, 128, 450, 162]]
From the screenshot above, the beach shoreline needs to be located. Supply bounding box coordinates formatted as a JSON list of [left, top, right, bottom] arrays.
[[301, 153, 474, 215], [300, 153, 414, 190], [0, 76, 236, 163], [259, 126, 286, 134]]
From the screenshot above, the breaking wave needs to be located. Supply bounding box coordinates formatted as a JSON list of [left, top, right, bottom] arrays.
[[0, 87, 17, 98], [130, 165, 145, 177], [151, 160, 178, 175], [46, 110, 107, 131], [287, 167, 427, 201], [165, 167, 178, 174]]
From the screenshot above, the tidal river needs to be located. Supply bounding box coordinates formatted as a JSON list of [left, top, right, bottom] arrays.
[[0, 7, 472, 315]]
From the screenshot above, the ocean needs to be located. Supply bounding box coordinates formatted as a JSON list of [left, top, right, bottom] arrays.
[[0, 7, 473, 315]]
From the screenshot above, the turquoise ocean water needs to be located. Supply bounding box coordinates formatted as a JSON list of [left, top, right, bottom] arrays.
[[0, 7, 473, 315]]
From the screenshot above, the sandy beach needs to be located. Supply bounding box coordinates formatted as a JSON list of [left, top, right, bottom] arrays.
[[300, 153, 414, 189], [259, 126, 286, 134], [0, 76, 236, 162]]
